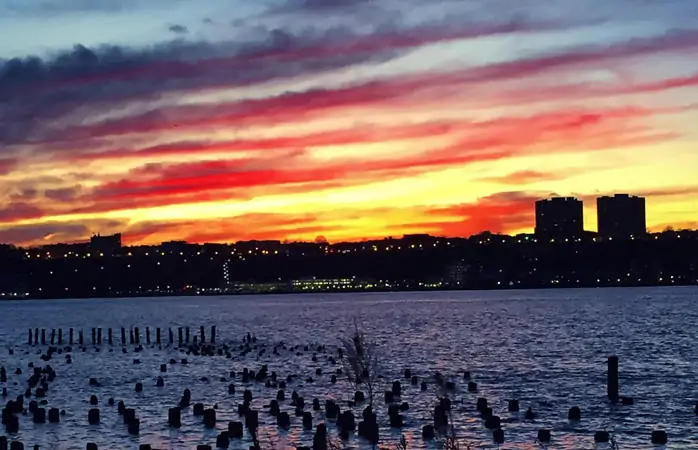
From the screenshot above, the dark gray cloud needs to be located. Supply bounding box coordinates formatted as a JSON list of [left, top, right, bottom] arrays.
[[9, 188, 38, 201], [1, 12, 563, 149], [294, 0, 373, 10], [266, 0, 395, 24], [270, 0, 698, 28], [2, 0, 694, 153], [0, 25, 401, 147], [0, 219, 123, 245], [0, 202, 44, 221], [45, 185, 84, 201], [0, 222, 85, 244], [0, 0, 180, 15], [168, 24, 188, 34]]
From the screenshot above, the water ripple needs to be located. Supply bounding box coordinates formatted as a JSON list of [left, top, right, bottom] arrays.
[[0, 286, 696, 449]]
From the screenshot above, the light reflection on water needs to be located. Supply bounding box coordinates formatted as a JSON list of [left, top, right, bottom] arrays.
[[0, 286, 696, 449]]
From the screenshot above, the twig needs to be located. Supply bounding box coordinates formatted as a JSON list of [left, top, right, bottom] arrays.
[[339, 318, 379, 407], [396, 435, 408, 450], [436, 389, 474, 450]]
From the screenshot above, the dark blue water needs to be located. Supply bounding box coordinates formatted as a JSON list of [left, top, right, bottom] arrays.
[[0, 286, 696, 449]]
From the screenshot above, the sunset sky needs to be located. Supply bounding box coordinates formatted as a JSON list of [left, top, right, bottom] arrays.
[[1, 0, 697, 246]]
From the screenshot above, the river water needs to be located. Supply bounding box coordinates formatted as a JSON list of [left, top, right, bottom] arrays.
[[0, 286, 696, 449]]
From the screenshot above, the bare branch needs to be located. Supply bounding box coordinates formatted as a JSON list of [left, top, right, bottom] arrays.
[[435, 386, 474, 450], [396, 434, 408, 450], [327, 436, 345, 450], [339, 318, 379, 406]]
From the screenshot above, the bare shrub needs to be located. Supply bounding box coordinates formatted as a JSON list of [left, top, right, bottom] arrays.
[[339, 318, 379, 407], [436, 390, 474, 450]]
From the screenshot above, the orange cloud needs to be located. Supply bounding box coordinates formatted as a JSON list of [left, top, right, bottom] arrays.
[[42, 106, 669, 216], [479, 170, 567, 185], [122, 194, 538, 246]]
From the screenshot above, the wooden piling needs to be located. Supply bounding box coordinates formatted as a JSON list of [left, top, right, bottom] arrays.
[[134, 327, 140, 345], [146, 327, 151, 345], [129, 328, 134, 345], [211, 326, 216, 344], [58, 328, 62, 345], [78, 329, 84, 345], [178, 328, 183, 346], [185, 327, 190, 343], [169, 328, 173, 345], [156, 328, 161, 345], [108, 329, 113, 345], [91, 328, 96, 345], [69, 328, 73, 345], [97, 328, 102, 345], [50, 329, 55, 345], [168, 407, 181, 428], [200, 325, 205, 344], [34, 328, 39, 345], [121, 327, 126, 345], [608, 356, 619, 403], [41, 328, 46, 345], [28, 329, 32, 345]]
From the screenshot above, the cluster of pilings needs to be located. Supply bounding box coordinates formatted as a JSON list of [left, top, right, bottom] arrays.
[[1, 353, 60, 450], [0, 335, 681, 448], [26, 326, 216, 347]]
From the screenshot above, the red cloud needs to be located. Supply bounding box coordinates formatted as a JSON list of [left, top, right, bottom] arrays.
[[421, 192, 539, 236], [0, 202, 46, 221], [0, 103, 674, 230], [0, 158, 16, 175], [30, 105, 675, 218], [75, 120, 461, 161], [79, 147, 511, 211], [480, 170, 563, 185]]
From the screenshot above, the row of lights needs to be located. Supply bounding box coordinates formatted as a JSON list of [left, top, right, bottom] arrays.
[[28, 233, 691, 260], [22, 231, 696, 256]]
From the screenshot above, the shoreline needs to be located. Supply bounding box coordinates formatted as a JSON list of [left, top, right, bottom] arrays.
[[1, 281, 695, 302]]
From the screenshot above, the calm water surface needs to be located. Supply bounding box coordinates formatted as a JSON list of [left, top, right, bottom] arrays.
[[0, 287, 696, 449]]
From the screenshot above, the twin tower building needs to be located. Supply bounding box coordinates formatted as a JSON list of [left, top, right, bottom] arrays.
[[535, 194, 646, 240]]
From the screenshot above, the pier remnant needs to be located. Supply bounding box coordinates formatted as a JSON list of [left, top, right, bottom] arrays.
[[608, 356, 619, 403], [594, 431, 609, 443], [568, 406, 581, 421], [651, 430, 668, 445]]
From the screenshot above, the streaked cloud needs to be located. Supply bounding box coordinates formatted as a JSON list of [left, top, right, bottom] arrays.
[[1, 0, 697, 246]]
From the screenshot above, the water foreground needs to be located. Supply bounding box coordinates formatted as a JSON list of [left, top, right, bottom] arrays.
[[0, 287, 696, 449]]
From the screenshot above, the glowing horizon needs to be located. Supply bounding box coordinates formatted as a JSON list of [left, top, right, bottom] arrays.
[[1, 0, 697, 246]]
